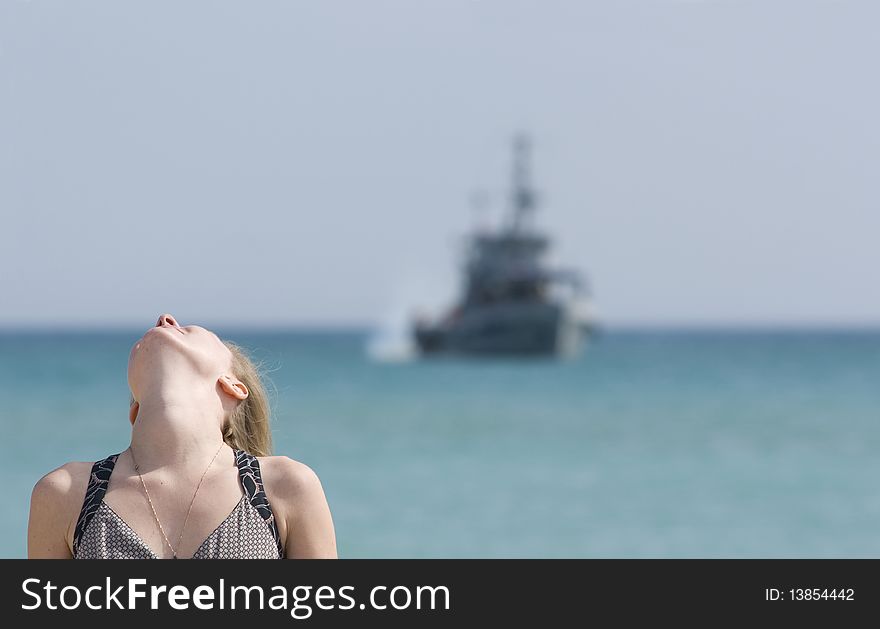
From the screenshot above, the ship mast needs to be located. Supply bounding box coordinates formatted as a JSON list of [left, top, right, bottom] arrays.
[[509, 134, 536, 233]]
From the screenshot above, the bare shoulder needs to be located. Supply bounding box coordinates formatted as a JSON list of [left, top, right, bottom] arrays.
[[257, 455, 337, 559], [257, 455, 325, 499], [29, 461, 93, 557], [31, 461, 92, 506]]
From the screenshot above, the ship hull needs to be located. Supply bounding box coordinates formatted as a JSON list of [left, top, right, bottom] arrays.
[[414, 301, 587, 358]]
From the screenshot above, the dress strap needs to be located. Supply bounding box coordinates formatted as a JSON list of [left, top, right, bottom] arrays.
[[72, 453, 120, 556], [234, 450, 284, 557]]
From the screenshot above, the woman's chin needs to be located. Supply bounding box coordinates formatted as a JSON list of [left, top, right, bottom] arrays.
[[138, 326, 183, 349]]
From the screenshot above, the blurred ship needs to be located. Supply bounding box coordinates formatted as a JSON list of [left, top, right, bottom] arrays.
[[412, 136, 595, 357]]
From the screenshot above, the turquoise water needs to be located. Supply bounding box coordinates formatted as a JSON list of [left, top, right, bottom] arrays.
[[2, 329, 879, 558]]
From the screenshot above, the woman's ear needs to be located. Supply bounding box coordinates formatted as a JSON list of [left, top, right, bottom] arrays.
[[219, 375, 249, 401], [129, 400, 139, 426]]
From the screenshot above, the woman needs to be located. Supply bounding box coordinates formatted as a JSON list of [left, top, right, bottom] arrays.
[[28, 314, 337, 559]]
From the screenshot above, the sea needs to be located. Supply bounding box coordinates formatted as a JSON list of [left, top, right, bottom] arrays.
[[1, 329, 878, 558]]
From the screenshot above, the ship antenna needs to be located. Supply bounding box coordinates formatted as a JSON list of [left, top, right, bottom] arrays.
[[510, 133, 536, 232]]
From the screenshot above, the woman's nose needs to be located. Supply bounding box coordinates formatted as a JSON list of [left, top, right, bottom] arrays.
[[157, 314, 179, 328]]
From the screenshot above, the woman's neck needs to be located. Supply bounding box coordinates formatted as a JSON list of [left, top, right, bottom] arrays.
[[129, 391, 227, 471]]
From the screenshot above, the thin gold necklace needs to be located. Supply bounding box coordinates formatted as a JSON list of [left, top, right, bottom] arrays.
[[129, 442, 225, 559]]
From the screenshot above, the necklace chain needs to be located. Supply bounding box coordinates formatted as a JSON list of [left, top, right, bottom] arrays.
[[129, 442, 225, 559]]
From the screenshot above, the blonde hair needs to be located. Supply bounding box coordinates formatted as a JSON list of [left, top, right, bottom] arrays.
[[221, 340, 274, 457]]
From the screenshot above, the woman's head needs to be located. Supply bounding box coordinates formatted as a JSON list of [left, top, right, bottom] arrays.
[[128, 314, 273, 456]]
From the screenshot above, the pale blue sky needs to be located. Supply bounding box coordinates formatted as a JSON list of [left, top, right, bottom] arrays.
[[1, 0, 877, 328]]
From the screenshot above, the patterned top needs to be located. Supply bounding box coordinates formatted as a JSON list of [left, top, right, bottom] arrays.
[[73, 450, 284, 559]]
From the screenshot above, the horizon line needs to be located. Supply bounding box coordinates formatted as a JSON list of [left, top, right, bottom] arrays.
[[1, 321, 879, 334]]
